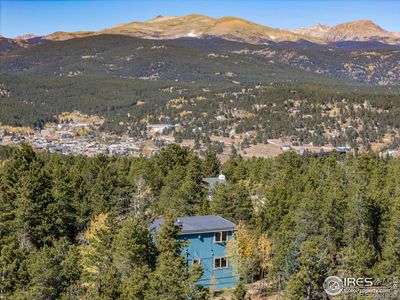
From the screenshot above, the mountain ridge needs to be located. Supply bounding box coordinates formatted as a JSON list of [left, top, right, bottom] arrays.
[[293, 19, 399, 44], [2, 33, 400, 86], [8, 14, 399, 49]]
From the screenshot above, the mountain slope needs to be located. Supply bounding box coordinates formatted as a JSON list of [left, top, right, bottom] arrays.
[[7, 15, 400, 50], [45, 14, 320, 45], [293, 20, 400, 45], [1, 34, 400, 85], [0, 36, 23, 54], [0, 35, 340, 84]]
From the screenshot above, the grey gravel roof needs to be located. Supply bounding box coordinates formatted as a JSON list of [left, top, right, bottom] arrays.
[[150, 215, 236, 234]]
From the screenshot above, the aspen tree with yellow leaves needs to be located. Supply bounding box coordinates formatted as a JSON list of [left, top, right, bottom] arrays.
[[227, 223, 273, 284]]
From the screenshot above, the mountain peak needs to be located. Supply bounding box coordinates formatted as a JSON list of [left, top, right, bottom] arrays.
[[291, 19, 398, 44], [16, 34, 38, 40], [335, 19, 385, 31], [350, 19, 379, 26], [313, 23, 330, 31], [10, 14, 399, 47], [98, 14, 313, 44], [292, 23, 330, 39], [326, 19, 394, 42]]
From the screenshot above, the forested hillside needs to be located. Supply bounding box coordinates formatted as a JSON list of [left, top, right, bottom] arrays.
[[1, 34, 400, 153], [0, 35, 326, 82], [2, 34, 400, 85], [2, 73, 400, 152], [0, 144, 399, 299]]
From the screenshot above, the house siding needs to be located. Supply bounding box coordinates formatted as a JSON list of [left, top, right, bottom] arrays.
[[179, 231, 238, 290]]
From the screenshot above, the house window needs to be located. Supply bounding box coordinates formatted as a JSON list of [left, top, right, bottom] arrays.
[[214, 231, 228, 243], [214, 257, 228, 269]]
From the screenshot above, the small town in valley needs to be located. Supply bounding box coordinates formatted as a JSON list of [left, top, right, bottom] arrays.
[[0, 111, 359, 160]]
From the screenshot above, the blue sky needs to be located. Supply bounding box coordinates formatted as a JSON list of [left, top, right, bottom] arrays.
[[1, 0, 399, 38]]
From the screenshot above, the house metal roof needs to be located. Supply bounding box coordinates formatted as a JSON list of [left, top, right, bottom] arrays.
[[150, 215, 236, 234], [202, 177, 226, 185], [202, 173, 227, 186]]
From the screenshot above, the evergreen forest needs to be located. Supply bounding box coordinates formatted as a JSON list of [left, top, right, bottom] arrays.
[[1, 144, 399, 299]]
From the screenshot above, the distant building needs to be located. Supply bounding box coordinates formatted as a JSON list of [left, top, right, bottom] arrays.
[[311, 147, 351, 157], [2, 136, 13, 144], [380, 149, 397, 157], [59, 131, 74, 139], [297, 147, 305, 155], [335, 146, 352, 153], [203, 173, 227, 188], [40, 128, 56, 137], [292, 107, 300, 114], [147, 124, 175, 134], [150, 215, 238, 290], [48, 146, 64, 154], [202, 173, 227, 201]]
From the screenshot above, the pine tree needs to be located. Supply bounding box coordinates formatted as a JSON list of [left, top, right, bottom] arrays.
[[211, 183, 253, 223], [150, 216, 202, 300], [89, 165, 118, 216], [46, 157, 78, 242], [112, 217, 156, 279], [287, 236, 330, 300], [0, 144, 37, 242], [119, 265, 152, 300], [203, 146, 221, 177], [79, 213, 121, 299], [15, 158, 54, 247], [377, 195, 400, 277], [16, 238, 80, 299], [69, 162, 91, 231], [155, 144, 191, 178], [157, 166, 187, 215], [0, 240, 30, 298], [177, 156, 207, 215], [0, 146, 38, 297]]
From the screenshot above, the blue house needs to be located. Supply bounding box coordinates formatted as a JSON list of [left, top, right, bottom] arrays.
[[150, 215, 238, 290]]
